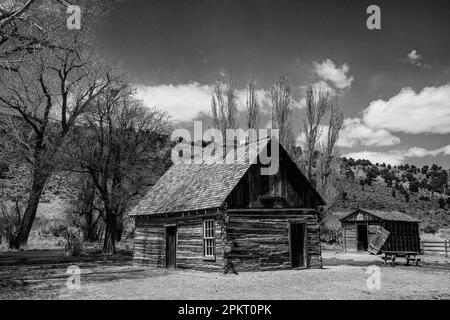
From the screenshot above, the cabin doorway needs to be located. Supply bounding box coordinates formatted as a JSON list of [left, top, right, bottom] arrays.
[[165, 226, 177, 268], [357, 224, 368, 251], [290, 223, 306, 268]]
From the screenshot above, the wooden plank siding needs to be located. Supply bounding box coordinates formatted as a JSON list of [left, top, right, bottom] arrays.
[[133, 214, 225, 272], [343, 224, 358, 251], [224, 209, 322, 273], [343, 220, 420, 253]]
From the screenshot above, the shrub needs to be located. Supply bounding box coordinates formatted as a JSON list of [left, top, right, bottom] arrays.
[[49, 224, 67, 237], [320, 225, 342, 244], [409, 180, 420, 193], [59, 227, 84, 257], [0, 198, 24, 249], [422, 222, 439, 234], [0, 162, 9, 179], [438, 197, 446, 209]]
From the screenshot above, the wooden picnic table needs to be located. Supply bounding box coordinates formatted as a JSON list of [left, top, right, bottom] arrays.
[[381, 251, 421, 266]]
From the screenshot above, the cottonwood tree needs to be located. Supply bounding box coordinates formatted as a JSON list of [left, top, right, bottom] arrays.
[[301, 84, 344, 214], [66, 175, 105, 242], [0, 0, 49, 71], [0, 1, 117, 248], [302, 84, 329, 182], [246, 79, 260, 128], [211, 75, 239, 145], [0, 1, 107, 72], [270, 75, 294, 153], [67, 87, 171, 254], [315, 99, 344, 212]]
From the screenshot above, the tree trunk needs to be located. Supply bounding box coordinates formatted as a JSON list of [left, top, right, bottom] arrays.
[[11, 170, 50, 249], [83, 211, 96, 242], [103, 211, 117, 254]]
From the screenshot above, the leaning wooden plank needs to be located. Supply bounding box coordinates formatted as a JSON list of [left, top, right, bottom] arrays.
[[368, 227, 390, 254]]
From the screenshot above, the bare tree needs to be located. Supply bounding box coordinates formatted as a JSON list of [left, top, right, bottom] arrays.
[[0, 1, 108, 72], [211, 75, 239, 145], [270, 75, 294, 153], [300, 83, 344, 214], [67, 87, 171, 254], [0, 4, 117, 248], [315, 98, 344, 212], [66, 175, 104, 242], [302, 83, 329, 182], [246, 79, 260, 129]]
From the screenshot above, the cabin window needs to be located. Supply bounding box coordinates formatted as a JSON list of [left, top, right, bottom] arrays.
[[203, 219, 215, 259]]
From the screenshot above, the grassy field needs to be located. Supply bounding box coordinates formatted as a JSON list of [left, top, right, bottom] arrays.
[[1, 250, 449, 300]]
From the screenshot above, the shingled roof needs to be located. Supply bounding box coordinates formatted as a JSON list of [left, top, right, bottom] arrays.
[[130, 138, 323, 216], [340, 209, 420, 222]]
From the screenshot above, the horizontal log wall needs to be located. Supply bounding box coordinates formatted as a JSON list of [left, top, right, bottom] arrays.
[[224, 209, 322, 272], [134, 214, 224, 272]]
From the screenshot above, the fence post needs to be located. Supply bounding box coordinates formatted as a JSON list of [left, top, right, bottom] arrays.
[[445, 240, 448, 258]]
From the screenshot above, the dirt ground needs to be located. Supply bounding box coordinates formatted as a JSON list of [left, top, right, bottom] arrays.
[[1, 250, 449, 300]]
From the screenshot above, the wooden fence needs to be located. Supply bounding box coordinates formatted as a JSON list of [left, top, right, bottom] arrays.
[[420, 240, 449, 257]]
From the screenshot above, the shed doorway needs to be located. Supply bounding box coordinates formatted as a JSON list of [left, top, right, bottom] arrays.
[[357, 224, 368, 251], [290, 223, 306, 268], [165, 226, 177, 268]]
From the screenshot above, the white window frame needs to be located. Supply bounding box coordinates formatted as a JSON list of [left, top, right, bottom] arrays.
[[203, 219, 216, 259]]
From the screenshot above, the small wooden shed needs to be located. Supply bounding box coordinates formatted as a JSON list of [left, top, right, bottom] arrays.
[[131, 138, 325, 272], [340, 209, 420, 253]]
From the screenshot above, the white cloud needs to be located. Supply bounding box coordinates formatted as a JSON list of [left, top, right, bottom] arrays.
[[363, 84, 450, 134], [403, 50, 431, 69], [344, 144, 450, 166], [135, 82, 212, 121], [136, 82, 306, 122], [344, 150, 406, 166], [405, 145, 450, 157], [408, 50, 421, 62], [313, 59, 354, 90], [338, 118, 401, 147]]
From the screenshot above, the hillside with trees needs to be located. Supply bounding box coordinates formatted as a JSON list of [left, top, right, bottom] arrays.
[[331, 158, 450, 235]]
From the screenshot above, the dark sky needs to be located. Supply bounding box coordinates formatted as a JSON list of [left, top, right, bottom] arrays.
[[95, 0, 450, 168]]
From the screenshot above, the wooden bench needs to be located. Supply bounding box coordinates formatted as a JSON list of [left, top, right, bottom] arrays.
[[381, 251, 421, 266], [381, 254, 396, 265], [405, 257, 421, 266]]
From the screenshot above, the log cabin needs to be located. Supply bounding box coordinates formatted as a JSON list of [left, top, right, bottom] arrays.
[[340, 208, 421, 253], [130, 137, 325, 273]]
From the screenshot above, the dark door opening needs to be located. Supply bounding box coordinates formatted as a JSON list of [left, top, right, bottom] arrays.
[[357, 224, 368, 251], [166, 226, 177, 268], [290, 223, 306, 268]]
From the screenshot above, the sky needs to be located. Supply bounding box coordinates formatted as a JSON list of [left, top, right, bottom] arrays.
[[95, 0, 450, 168]]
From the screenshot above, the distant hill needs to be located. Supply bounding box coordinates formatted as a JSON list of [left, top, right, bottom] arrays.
[[330, 158, 450, 235]]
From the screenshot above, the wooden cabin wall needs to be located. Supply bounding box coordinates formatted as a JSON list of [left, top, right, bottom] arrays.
[[381, 221, 420, 252], [133, 214, 224, 272], [343, 220, 421, 253], [227, 159, 315, 209], [343, 223, 357, 251], [343, 222, 382, 251], [224, 209, 322, 272]]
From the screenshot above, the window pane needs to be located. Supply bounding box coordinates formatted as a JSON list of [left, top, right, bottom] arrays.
[[203, 220, 215, 257]]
